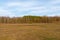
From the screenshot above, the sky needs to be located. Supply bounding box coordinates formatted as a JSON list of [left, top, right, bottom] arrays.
[[0, 0, 60, 17]]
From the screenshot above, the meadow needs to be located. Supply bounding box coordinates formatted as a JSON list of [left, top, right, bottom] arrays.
[[0, 23, 60, 40]]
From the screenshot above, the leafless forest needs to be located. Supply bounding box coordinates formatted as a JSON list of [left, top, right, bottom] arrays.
[[0, 16, 60, 23]]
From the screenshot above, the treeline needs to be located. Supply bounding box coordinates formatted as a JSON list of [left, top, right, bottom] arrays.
[[0, 16, 60, 23]]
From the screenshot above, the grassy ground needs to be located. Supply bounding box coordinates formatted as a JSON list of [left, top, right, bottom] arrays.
[[0, 23, 60, 40]]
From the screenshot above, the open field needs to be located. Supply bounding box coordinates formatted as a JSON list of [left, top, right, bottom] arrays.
[[0, 23, 60, 40]]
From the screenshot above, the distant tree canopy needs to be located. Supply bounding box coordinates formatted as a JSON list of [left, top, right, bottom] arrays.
[[0, 16, 60, 23]]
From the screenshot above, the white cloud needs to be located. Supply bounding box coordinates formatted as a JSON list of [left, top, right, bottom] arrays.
[[0, 0, 60, 17], [7, 1, 37, 8], [51, 0, 60, 4], [0, 7, 15, 17]]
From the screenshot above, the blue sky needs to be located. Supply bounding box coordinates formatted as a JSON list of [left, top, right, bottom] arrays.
[[0, 0, 60, 17]]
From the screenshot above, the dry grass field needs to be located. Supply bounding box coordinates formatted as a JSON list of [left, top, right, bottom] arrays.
[[0, 23, 60, 40]]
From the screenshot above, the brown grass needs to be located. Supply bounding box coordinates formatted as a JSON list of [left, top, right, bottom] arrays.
[[0, 23, 60, 40]]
